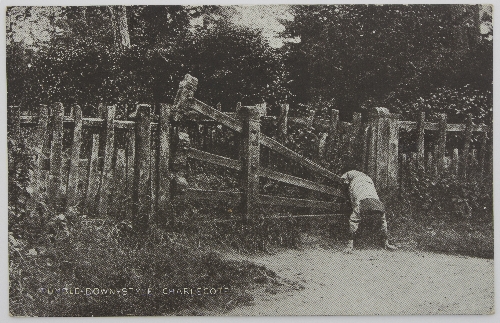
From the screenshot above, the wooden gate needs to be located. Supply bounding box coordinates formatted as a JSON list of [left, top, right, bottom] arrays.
[[170, 74, 348, 222], [10, 74, 348, 231]]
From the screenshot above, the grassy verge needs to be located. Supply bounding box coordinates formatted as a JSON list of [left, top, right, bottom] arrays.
[[389, 201, 494, 259], [9, 213, 298, 317]]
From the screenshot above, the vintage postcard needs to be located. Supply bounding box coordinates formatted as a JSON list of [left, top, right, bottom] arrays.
[[6, 3, 494, 317]]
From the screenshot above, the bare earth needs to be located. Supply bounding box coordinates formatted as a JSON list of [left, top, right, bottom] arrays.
[[223, 246, 494, 316]]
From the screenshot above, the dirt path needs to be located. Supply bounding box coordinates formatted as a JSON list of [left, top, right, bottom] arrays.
[[223, 246, 494, 315]]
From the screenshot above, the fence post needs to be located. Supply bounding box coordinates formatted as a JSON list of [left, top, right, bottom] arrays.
[[98, 102, 106, 119], [126, 128, 135, 218], [277, 103, 289, 143], [326, 109, 339, 159], [173, 74, 198, 120], [478, 128, 487, 179], [239, 106, 261, 220], [134, 104, 152, 231], [86, 133, 100, 214], [67, 105, 83, 208], [436, 113, 447, 175], [426, 151, 434, 175], [461, 113, 473, 179], [157, 103, 173, 224], [366, 107, 399, 191], [451, 148, 459, 176], [349, 112, 362, 168], [47, 103, 64, 208], [416, 112, 426, 174], [98, 105, 116, 217]]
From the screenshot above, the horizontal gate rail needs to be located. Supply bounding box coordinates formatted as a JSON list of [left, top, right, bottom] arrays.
[[187, 98, 242, 132], [257, 167, 342, 196], [175, 189, 242, 202], [20, 115, 160, 131], [196, 213, 346, 223], [259, 194, 341, 209], [398, 120, 490, 132], [259, 135, 341, 183], [186, 147, 241, 170]]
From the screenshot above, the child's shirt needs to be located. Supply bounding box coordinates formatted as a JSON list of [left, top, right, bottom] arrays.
[[340, 170, 380, 208]]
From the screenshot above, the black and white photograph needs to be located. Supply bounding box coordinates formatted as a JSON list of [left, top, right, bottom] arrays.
[[5, 2, 495, 317]]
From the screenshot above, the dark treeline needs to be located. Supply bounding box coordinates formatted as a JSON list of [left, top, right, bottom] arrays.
[[7, 5, 492, 123]]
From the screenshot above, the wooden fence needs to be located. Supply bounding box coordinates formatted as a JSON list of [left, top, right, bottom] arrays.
[[10, 75, 349, 229], [9, 74, 492, 228], [364, 108, 491, 192]]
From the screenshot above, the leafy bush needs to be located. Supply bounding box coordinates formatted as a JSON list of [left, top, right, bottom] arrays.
[[383, 85, 492, 125], [386, 169, 494, 258], [400, 170, 492, 224]]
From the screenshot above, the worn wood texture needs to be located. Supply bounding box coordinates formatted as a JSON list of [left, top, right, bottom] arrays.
[[113, 148, 127, 209], [98, 105, 116, 217], [186, 147, 241, 170], [277, 103, 289, 143], [47, 103, 64, 206], [257, 167, 342, 196], [388, 116, 400, 187], [349, 112, 362, 158], [157, 103, 172, 220], [425, 151, 434, 175], [326, 109, 339, 159], [150, 148, 157, 217], [239, 106, 261, 219], [400, 154, 407, 190], [32, 105, 50, 202], [86, 134, 100, 214], [134, 104, 152, 230], [67, 105, 83, 207], [176, 189, 242, 204], [436, 113, 447, 175], [478, 130, 487, 179], [124, 129, 136, 218], [173, 74, 198, 120], [461, 113, 473, 178], [451, 148, 459, 176], [416, 112, 426, 173], [260, 135, 341, 183], [259, 194, 341, 209], [398, 120, 490, 132]]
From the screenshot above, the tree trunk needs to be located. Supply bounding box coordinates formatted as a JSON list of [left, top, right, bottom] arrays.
[[108, 6, 130, 50]]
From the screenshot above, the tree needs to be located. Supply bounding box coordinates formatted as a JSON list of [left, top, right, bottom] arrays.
[[6, 5, 289, 111], [282, 4, 492, 118], [108, 6, 130, 50], [182, 21, 288, 109]]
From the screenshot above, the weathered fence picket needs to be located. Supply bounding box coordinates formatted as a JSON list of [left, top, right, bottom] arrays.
[[239, 106, 261, 219], [86, 134, 100, 213], [135, 104, 152, 230], [48, 103, 64, 207], [157, 103, 172, 218], [436, 113, 447, 174], [462, 113, 473, 178], [98, 105, 116, 217], [67, 105, 83, 207]]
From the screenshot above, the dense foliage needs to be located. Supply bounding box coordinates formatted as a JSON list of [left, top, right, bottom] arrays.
[[7, 6, 287, 112], [281, 4, 492, 120]]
